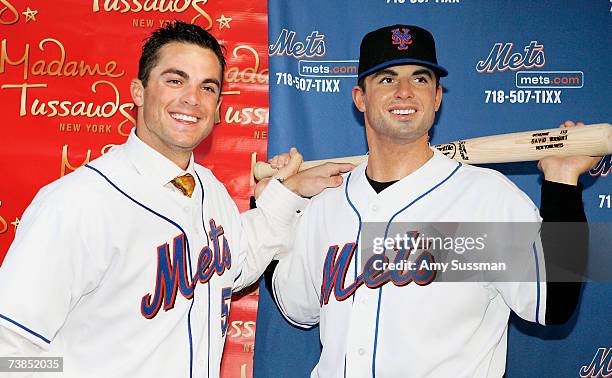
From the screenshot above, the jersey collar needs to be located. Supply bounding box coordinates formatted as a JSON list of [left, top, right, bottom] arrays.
[[348, 147, 460, 211], [124, 128, 196, 188]]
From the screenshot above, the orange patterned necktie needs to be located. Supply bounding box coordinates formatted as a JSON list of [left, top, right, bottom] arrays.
[[170, 173, 195, 198]]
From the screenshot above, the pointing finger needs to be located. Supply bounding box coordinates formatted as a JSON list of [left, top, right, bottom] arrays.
[[323, 162, 355, 175]]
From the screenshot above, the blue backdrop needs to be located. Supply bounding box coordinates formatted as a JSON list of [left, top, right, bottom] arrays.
[[255, 1, 611, 376]]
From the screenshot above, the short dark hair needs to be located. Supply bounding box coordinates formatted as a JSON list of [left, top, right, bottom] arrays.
[[138, 20, 226, 87], [357, 73, 440, 92]]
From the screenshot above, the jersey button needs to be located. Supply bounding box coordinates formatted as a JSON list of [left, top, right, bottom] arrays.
[[371, 204, 379, 212], [358, 348, 366, 356]]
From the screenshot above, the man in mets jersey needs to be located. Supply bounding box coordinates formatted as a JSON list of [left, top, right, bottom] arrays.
[[271, 24, 597, 377], [0, 21, 351, 377]]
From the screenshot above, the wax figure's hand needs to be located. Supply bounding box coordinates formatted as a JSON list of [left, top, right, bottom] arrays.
[[254, 148, 354, 198], [254, 147, 302, 199], [268, 147, 303, 174], [538, 121, 601, 185]]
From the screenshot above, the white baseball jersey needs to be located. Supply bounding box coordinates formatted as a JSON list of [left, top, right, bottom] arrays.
[[0, 131, 306, 378], [273, 149, 546, 378]]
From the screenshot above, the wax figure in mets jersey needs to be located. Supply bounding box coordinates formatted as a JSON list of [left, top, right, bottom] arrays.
[[0, 21, 351, 378], [270, 25, 597, 377]]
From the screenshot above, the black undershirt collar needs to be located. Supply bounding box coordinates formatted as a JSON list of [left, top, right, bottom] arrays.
[[366, 170, 398, 194]]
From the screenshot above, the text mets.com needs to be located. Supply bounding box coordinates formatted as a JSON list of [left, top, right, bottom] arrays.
[[299, 60, 358, 77], [516, 71, 583, 88]]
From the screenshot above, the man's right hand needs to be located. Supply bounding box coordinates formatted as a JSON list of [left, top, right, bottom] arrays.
[[283, 162, 354, 197], [254, 148, 354, 198]]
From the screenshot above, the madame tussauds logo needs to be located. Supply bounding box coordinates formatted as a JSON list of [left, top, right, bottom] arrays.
[[0, 38, 134, 126], [93, 0, 206, 13], [92, 0, 213, 27]]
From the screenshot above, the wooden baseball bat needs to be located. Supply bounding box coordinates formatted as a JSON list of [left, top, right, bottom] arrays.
[[252, 123, 612, 180]]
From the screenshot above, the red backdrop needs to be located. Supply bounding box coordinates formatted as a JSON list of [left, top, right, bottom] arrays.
[[0, 1, 268, 376]]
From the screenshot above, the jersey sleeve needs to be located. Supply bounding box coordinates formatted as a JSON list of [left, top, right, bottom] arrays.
[[271, 202, 321, 328], [0, 184, 109, 349], [487, 182, 547, 325], [233, 179, 309, 291], [491, 241, 547, 325]]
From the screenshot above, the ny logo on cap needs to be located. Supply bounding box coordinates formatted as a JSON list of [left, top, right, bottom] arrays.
[[391, 28, 412, 50]]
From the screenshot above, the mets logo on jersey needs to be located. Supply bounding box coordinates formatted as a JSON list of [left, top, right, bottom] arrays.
[[140, 219, 231, 319], [320, 241, 436, 306], [391, 28, 413, 50]]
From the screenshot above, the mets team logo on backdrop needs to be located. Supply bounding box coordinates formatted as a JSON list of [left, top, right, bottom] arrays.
[[579, 347, 612, 377], [590, 156, 611, 177], [270, 28, 354, 93], [476, 40, 583, 106], [391, 28, 412, 50]]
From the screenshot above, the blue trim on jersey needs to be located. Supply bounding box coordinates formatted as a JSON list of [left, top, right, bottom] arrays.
[[207, 283, 211, 377], [84, 164, 191, 244], [372, 289, 384, 377], [85, 164, 196, 378], [187, 299, 195, 378], [0, 313, 50, 344], [383, 163, 462, 237], [344, 172, 363, 300], [343, 172, 362, 378], [372, 162, 462, 378], [532, 242, 541, 324], [195, 171, 209, 239], [194, 171, 211, 378]]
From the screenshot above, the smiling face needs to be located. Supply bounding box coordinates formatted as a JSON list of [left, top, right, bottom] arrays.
[[131, 42, 222, 168], [353, 64, 442, 146]]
